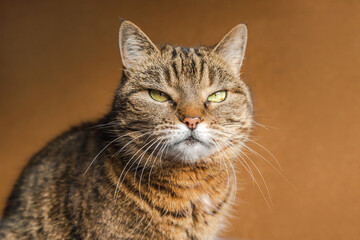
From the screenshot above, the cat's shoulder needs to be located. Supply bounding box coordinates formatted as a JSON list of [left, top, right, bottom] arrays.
[[26, 120, 106, 167]]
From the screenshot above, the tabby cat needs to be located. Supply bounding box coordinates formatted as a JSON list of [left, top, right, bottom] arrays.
[[0, 20, 252, 239]]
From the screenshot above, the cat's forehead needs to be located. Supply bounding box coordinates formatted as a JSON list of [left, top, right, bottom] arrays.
[[161, 46, 209, 88], [158, 45, 235, 88], [125, 44, 241, 98], [160, 45, 210, 59], [162, 45, 213, 66]]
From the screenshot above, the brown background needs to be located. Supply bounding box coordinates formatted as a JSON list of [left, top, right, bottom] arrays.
[[1, 0, 360, 239]]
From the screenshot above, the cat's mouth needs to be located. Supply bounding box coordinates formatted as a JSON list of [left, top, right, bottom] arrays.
[[168, 134, 214, 162], [183, 136, 200, 145], [172, 135, 203, 146], [165, 124, 216, 162]]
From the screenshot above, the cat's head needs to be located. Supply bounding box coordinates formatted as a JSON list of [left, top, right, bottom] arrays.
[[111, 21, 252, 165]]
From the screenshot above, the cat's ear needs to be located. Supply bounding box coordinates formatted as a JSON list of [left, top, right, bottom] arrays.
[[119, 21, 159, 69], [212, 24, 247, 75]]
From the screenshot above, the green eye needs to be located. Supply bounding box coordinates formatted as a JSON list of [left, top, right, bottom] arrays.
[[149, 90, 170, 102], [207, 91, 227, 103]]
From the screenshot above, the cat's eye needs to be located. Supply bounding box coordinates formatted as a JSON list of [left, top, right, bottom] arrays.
[[207, 91, 227, 103], [149, 90, 170, 102]]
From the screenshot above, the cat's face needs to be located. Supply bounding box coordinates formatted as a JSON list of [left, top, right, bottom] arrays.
[[112, 21, 252, 165]]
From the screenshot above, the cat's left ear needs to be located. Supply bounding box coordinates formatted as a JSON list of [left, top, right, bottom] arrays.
[[212, 24, 247, 76], [119, 20, 160, 69]]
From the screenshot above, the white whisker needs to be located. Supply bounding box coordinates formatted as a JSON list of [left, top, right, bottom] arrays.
[[114, 137, 158, 200], [83, 129, 148, 175]]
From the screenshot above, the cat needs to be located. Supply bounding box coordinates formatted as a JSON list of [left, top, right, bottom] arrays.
[[0, 20, 252, 239]]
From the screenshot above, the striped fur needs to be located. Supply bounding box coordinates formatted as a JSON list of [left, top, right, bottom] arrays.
[[0, 21, 252, 239]]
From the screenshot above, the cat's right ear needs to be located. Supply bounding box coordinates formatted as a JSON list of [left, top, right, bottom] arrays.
[[119, 21, 159, 69]]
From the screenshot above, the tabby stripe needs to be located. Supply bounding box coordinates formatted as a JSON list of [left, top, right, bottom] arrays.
[[233, 89, 245, 95], [180, 54, 185, 73], [191, 59, 197, 77], [180, 46, 189, 56], [62, 165, 84, 239], [152, 170, 220, 189], [122, 89, 143, 100], [125, 100, 144, 113], [186, 229, 198, 240], [163, 67, 171, 85], [126, 120, 154, 128], [209, 186, 232, 215], [102, 173, 163, 239], [171, 47, 178, 59], [194, 48, 203, 57], [119, 177, 189, 219], [199, 59, 205, 81], [208, 67, 216, 86], [149, 182, 181, 198], [79, 131, 89, 155], [172, 62, 179, 80], [117, 74, 129, 91]]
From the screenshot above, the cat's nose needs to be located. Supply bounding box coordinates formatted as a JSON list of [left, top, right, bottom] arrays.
[[182, 117, 201, 130]]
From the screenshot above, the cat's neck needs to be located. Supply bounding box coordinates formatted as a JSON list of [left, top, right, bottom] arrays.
[[105, 152, 234, 202]]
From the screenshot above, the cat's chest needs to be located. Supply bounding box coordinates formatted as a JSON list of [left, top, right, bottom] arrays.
[[151, 194, 229, 239], [101, 161, 232, 239], [196, 194, 214, 213], [187, 194, 229, 238], [95, 193, 229, 240]]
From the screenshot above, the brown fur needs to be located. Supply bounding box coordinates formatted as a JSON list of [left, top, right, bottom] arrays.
[[0, 21, 252, 239]]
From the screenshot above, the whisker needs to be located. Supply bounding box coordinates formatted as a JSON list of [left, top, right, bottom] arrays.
[[217, 137, 272, 207], [83, 129, 149, 175], [237, 147, 273, 206], [252, 120, 277, 130], [114, 137, 158, 200], [242, 142, 295, 189], [159, 142, 169, 169], [245, 138, 282, 170], [133, 137, 162, 183], [112, 133, 157, 199], [147, 140, 167, 188], [217, 138, 254, 182], [219, 138, 273, 206], [135, 137, 165, 203], [213, 140, 231, 188], [112, 131, 153, 158], [214, 139, 237, 202], [87, 120, 118, 130]]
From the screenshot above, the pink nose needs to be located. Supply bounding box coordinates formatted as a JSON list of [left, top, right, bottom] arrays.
[[183, 117, 201, 130]]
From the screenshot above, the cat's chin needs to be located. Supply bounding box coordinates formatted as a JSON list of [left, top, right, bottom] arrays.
[[167, 139, 215, 163]]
